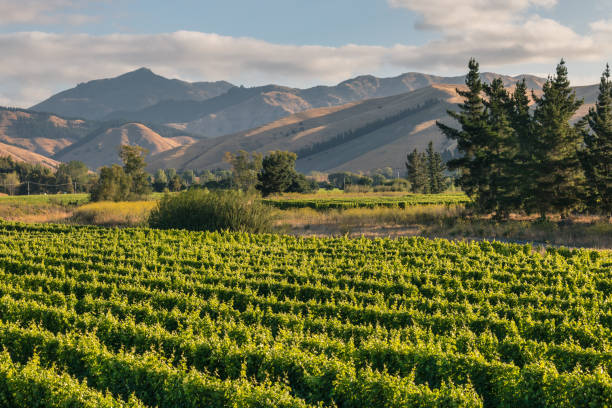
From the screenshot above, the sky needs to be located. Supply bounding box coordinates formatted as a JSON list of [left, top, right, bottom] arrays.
[[0, 0, 611, 107]]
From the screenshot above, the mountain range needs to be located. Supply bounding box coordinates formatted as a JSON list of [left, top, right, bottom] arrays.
[[0, 68, 599, 172]]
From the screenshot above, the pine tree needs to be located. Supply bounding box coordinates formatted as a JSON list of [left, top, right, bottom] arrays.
[[531, 60, 584, 219], [509, 79, 535, 213], [425, 141, 447, 193], [580, 64, 612, 215], [483, 78, 517, 218], [437, 58, 491, 209], [405, 149, 429, 193]]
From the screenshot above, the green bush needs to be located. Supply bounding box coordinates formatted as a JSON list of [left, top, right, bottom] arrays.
[[148, 189, 274, 233]]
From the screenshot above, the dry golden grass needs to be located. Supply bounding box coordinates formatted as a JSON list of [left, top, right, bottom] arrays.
[[0, 202, 71, 223], [70, 201, 157, 227], [277, 205, 612, 249]]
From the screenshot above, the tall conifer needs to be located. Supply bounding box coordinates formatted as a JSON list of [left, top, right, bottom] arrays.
[[483, 78, 517, 217], [437, 59, 491, 209], [531, 60, 584, 218], [580, 64, 612, 215], [425, 141, 447, 193], [509, 79, 535, 213], [406, 149, 429, 193]]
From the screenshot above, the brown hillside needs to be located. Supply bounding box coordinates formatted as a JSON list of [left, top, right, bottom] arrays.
[[0, 109, 92, 156], [148, 82, 599, 173], [57, 123, 182, 170], [148, 85, 459, 172], [0, 141, 61, 169]]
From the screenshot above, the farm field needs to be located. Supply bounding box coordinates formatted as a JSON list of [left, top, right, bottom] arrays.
[[263, 192, 469, 210], [0, 222, 610, 407]]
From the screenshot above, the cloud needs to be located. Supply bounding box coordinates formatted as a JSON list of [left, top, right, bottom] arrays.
[[385, 0, 606, 69], [388, 0, 558, 32], [0, 31, 389, 107], [0, 0, 100, 25], [0, 17, 609, 107]]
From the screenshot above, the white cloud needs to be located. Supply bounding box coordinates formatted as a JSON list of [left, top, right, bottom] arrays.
[[0, 0, 100, 25], [0, 4, 610, 108], [388, 0, 557, 32], [0, 31, 389, 107]]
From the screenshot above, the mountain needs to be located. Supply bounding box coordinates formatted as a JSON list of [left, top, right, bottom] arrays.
[[0, 141, 61, 169], [148, 82, 599, 174], [107, 72, 549, 139], [0, 107, 96, 156], [30, 68, 234, 120], [55, 122, 185, 170], [147, 85, 460, 172]]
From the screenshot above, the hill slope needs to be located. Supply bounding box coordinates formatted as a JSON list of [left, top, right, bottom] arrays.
[[56, 122, 183, 170], [149, 82, 598, 173], [31, 68, 234, 120], [0, 107, 95, 156], [112, 72, 548, 139], [0, 141, 61, 169]]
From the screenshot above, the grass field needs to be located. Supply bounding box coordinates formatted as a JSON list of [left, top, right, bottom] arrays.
[[0, 222, 609, 407], [0, 193, 89, 206], [264, 192, 469, 210]]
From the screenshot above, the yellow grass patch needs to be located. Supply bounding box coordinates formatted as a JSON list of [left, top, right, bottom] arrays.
[[71, 201, 157, 227]]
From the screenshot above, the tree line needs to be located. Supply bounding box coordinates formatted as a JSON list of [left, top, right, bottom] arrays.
[[0, 157, 92, 195], [437, 59, 611, 219], [405, 141, 449, 194]]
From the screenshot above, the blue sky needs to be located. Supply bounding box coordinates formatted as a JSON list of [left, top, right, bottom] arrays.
[[0, 0, 610, 107]]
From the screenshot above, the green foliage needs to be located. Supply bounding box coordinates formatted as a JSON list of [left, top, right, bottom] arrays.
[[0, 156, 55, 195], [264, 192, 469, 210], [580, 64, 612, 215], [406, 149, 429, 193], [406, 142, 449, 194], [225, 150, 263, 191], [55, 161, 91, 193], [257, 151, 312, 196], [90, 145, 152, 201], [153, 168, 168, 192], [437, 59, 610, 218], [531, 60, 585, 218], [89, 165, 131, 202], [0, 223, 609, 407], [149, 189, 274, 232]]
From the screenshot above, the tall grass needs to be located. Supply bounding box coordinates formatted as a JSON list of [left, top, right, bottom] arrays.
[[149, 190, 274, 233], [71, 201, 156, 227]]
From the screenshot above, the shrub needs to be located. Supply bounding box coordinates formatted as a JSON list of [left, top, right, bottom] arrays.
[[148, 189, 273, 232]]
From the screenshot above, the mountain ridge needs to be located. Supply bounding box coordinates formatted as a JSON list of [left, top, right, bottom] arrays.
[[30, 68, 235, 120]]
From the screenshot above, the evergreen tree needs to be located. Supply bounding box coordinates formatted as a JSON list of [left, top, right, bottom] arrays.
[[509, 79, 535, 213], [182, 170, 196, 186], [580, 64, 612, 215], [405, 149, 429, 193], [153, 169, 168, 192], [437, 58, 491, 208], [531, 60, 584, 218], [483, 78, 517, 217], [425, 141, 448, 194], [256, 151, 300, 196]]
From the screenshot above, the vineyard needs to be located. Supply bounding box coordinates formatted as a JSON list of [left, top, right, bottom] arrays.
[[0, 222, 610, 407], [264, 193, 469, 210]]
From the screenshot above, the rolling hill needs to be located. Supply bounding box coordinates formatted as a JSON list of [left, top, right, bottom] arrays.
[[14, 69, 597, 173], [107, 72, 548, 139], [55, 122, 187, 170], [0, 107, 96, 156], [148, 81, 598, 174], [31, 68, 234, 120], [0, 141, 61, 169]]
